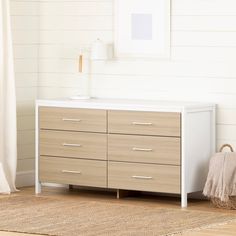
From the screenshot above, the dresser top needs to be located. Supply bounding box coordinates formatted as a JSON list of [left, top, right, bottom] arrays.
[[36, 98, 215, 112]]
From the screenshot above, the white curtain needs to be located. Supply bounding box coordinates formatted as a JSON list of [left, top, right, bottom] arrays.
[[0, 0, 17, 193]]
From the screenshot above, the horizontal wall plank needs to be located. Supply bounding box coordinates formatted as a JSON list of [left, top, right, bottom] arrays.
[[87, 87, 236, 108], [17, 130, 35, 145], [17, 101, 35, 116], [90, 76, 236, 94], [39, 30, 112, 44], [217, 109, 236, 125], [38, 0, 112, 1], [173, 32, 236, 47], [217, 124, 236, 140], [38, 44, 236, 62], [90, 60, 236, 78], [40, 15, 112, 30], [38, 73, 86, 87], [10, 1, 39, 16], [16, 87, 37, 101], [172, 47, 236, 61], [39, 45, 84, 58], [39, 2, 112, 16], [37, 87, 83, 99], [172, 0, 236, 16], [39, 58, 89, 73], [17, 116, 35, 131], [12, 30, 39, 44], [15, 73, 38, 87], [172, 15, 236, 31], [38, 30, 236, 47], [14, 59, 38, 73], [17, 158, 35, 172], [13, 45, 38, 59], [11, 16, 39, 30], [18, 144, 35, 160], [37, 73, 236, 89]]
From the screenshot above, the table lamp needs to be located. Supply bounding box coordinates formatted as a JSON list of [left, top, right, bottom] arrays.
[[71, 39, 108, 100]]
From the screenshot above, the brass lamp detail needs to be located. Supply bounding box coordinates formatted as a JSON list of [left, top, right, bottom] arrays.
[[78, 54, 83, 73]]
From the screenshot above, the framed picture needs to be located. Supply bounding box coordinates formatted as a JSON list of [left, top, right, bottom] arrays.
[[114, 0, 170, 58]]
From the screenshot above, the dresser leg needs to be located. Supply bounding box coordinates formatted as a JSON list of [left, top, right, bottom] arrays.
[[181, 193, 188, 208], [35, 182, 41, 194], [117, 189, 130, 199], [117, 189, 140, 199], [69, 185, 73, 190]]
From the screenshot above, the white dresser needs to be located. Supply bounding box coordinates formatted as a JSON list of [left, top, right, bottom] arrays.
[[35, 99, 215, 207]]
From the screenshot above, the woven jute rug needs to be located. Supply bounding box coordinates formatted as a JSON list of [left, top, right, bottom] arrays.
[[0, 196, 235, 236]]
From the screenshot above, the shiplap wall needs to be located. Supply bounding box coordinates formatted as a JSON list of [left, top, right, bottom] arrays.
[[10, 0, 236, 185], [10, 0, 38, 182], [37, 0, 236, 151]]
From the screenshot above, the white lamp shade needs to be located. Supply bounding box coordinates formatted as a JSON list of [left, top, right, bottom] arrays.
[[91, 39, 108, 60]]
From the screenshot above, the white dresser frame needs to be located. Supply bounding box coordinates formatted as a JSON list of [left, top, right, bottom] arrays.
[[35, 99, 216, 207]]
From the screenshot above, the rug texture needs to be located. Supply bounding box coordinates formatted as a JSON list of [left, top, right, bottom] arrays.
[[0, 196, 235, 236]]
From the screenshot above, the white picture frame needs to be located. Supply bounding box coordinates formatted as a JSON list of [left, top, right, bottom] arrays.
[[114, 0, 170, 58]]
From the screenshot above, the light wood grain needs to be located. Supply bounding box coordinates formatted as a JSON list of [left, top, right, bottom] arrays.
[[39, 107, 107, 133], [40, 156, 107, 188], [108, 134, 180, 165], [40, 130, 107, 160], [108, 161, 180, 194], [108, 110, 181, 137]]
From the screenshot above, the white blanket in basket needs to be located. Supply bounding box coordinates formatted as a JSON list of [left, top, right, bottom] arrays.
[[203, 152, 236, 201]]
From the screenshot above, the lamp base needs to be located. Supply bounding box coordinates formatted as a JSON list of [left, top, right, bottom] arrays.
[[69, 95, 91, 100]]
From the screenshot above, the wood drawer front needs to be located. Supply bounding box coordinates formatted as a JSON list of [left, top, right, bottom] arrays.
[[39, 107, 107, 133], [40, 156, 106, 188], [108, 162, 180, 194], [40, 130, 107, 160], [108, 110, 181, 137], [108, 134, 180, 165]]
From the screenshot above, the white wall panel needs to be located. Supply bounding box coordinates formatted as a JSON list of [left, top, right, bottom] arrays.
[[39, 1, 112, 16], [39, 30, 112, 45], [10, 1, 39, 16], [172, 16, 236, 31], [172, 0, 236, 16], [40, 15, 112, 30], [12, 30, 39, 44], [18, 144, 35, 160]]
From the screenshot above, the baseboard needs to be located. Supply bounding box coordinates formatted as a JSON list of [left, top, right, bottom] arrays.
[[16, 171, 35, 188]]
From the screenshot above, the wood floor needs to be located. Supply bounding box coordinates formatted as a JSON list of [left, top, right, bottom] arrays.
[[0, 186, 236, 236]]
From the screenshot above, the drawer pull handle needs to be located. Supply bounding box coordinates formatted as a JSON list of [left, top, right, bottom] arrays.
[[132, 122, 153, 126], [132, 175, 153, 180], [63, 143, 81, 147], [132, 147, 153, 152], [62, 118, 81, 122], [62, 170, 81, 174]]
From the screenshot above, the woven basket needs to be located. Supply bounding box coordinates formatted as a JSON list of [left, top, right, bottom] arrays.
[[211, 197, 236, 210], [210, 144, 236, 210]]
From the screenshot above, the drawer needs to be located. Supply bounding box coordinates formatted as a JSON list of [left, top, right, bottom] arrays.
[[108, 162, 180, 194], [39, 107, 107, 133], [108, 134, 180, 165], [40, 130, 107, 160], [40, 156, 106, 188], [108, 110, 181, 137]]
